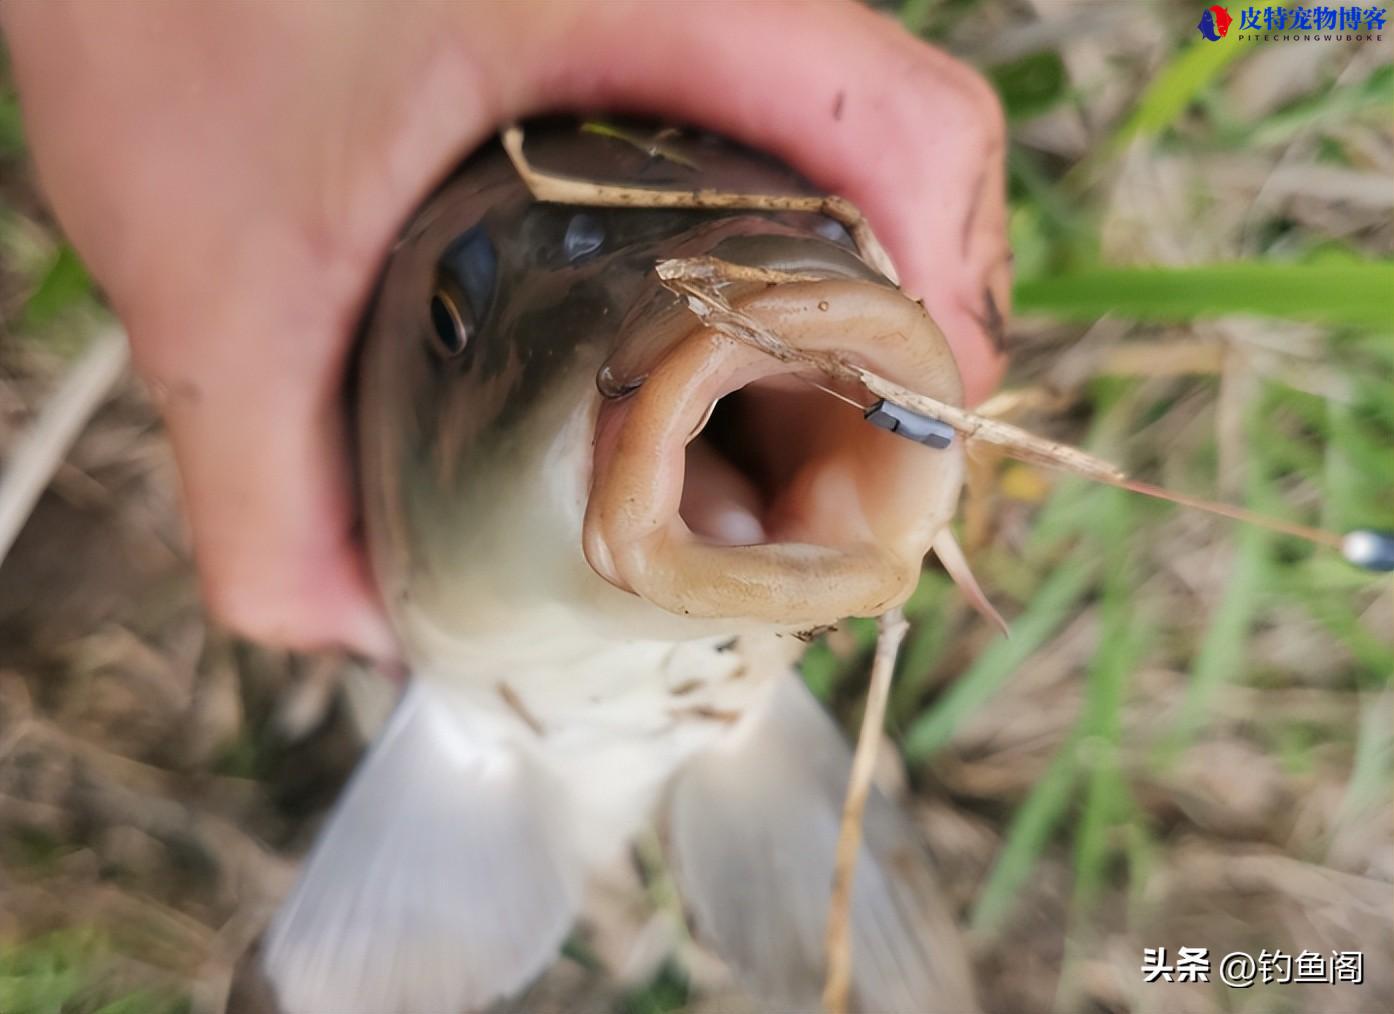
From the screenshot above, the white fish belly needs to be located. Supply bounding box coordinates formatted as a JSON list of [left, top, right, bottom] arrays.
[[421, 634, 788, 867]]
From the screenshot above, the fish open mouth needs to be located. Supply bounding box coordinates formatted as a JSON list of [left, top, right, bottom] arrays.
[[584, 279, 965, 627]]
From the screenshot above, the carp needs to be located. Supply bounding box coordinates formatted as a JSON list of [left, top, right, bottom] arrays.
[[262, 121, 978, 1014]]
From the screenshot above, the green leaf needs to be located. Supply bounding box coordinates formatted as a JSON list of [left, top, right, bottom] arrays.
[[1014, 263, 1394, 327]]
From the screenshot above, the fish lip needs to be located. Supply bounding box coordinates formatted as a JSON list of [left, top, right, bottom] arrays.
[[583, 278, 965, 628]]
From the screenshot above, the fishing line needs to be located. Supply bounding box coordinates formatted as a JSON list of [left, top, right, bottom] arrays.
[[803, 379, 870, 412], [796, 377, 1392, 572], [1097, 475, 1343, 549]]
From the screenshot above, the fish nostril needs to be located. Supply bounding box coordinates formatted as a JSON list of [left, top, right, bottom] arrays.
[[813, 217, 853, 247], [596, 364, 646, 399], [564, 213, 606, 262]]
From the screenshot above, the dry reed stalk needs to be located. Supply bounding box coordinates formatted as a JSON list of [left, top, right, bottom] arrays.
[[501, 124, 901, 283], [0, 328, 129, 571], [822, 607, 908, 1014]]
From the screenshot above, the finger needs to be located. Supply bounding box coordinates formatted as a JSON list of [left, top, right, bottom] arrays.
[[133, 288, 399, 659], [6, 2, 427, 657]]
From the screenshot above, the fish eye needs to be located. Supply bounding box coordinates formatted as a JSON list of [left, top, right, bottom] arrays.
[[429, 285, 472, 357], [429, 223, 497, 358]]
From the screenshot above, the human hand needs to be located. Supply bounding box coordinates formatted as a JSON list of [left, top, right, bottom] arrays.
[[3, 0, 1007, 658]]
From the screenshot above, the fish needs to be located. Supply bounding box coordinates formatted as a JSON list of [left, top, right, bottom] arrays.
[[260, 121, 980, 1014]]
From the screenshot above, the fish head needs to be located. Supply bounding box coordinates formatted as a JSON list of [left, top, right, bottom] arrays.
[[356, 124, 965, 662]]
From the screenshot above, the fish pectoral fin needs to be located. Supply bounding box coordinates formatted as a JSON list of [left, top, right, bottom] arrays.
[[666, 673, 979, 1014], [262, 680, 583, 1014]]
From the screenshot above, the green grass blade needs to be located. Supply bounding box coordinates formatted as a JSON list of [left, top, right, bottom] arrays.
[[1164, 492, 1271, 757], [1024, 478, 1113, 556], [1289, 579, 1394, 679], [0, 931, 188, 1014], [1336, 690, 1393, 822], [890, 571, 954, 721], [969, 743, 1081, 934], [1115, 34, 1257, 143], [903, 557, 1097, 762], [1015, 263, 1394, 327], [1244, 63, 1392, 147], [1071, 490, 1143, 911], [1327, 396, 1360, 532]]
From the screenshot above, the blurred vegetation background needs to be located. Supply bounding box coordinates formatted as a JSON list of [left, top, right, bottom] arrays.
[[0, 1, 1390, 1012]]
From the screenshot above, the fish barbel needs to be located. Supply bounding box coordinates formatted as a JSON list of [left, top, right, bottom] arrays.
[[262, 121, 978, 1014]]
